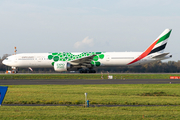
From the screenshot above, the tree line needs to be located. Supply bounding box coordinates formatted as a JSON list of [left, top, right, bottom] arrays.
[[0, 54, 180, 73]]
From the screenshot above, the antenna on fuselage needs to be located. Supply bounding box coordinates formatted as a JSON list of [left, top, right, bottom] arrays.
[[14, 47, 17, 55]]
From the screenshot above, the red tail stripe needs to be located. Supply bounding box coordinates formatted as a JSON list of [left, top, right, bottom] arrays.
[[127, 39, 159, 65]]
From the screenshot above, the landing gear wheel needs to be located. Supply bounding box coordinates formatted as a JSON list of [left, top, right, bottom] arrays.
[[84, 69, 87, 73], [89, 69, 96, 73], [79, 69, 83, 73], [79, 69, 96, 73]]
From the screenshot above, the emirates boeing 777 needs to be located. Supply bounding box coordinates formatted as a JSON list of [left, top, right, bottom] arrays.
[[2, 29, 172, 73]]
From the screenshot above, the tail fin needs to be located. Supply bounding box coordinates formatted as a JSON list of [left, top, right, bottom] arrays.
[[148, 29, 172, 55], [128, 29, 172, 65]]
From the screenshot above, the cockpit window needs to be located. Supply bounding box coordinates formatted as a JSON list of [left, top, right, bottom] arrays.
[[5, 58, 8, 60]]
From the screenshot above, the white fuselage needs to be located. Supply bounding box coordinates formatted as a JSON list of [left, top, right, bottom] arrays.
[[2, 52, 164, 69], [3, 53, 53, 68]]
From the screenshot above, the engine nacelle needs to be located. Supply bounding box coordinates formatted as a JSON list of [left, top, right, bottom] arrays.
[[54, 61, 72, 72]]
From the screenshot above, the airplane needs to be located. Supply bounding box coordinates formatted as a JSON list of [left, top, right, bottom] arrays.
[[2, 29, 172, 73]]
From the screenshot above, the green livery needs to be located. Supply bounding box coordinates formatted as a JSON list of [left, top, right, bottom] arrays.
[[48, 52, 105, 66]]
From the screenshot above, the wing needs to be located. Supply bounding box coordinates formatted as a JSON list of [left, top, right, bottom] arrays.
[[70, 55, 96, 66]]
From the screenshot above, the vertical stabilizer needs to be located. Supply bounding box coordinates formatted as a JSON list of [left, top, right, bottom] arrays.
[[0, 86, 8, 106], [148, 29, 172, 55], [128, 29, 172, 65]]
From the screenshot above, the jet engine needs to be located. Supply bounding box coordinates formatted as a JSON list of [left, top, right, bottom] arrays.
[[54, 61, 72, 72]]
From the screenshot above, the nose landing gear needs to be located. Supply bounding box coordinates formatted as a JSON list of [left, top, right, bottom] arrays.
[[5, 67, 18, 74]]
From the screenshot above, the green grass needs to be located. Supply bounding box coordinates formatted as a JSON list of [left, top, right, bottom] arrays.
[[1, 106, 180, 120], [3, 84, 180, 105], [2, 84, 180, 119], [0, 73, 179, 79]]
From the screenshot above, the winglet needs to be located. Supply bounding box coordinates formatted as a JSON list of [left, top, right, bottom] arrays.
[[0, 86, 8, 106], [128, 29, 172, 65]]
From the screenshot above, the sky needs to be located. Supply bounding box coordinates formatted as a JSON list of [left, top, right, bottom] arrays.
[[0, 0, 180, 61]]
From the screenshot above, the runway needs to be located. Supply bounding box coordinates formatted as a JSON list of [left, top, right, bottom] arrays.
[[0, 79, 180, 85]]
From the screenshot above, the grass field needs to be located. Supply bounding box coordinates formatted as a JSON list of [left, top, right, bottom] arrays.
[[0, 73, 180, 79], [3, 84, 180, 105], [2, 84, 180, 119], [1, 106, 180, 120]]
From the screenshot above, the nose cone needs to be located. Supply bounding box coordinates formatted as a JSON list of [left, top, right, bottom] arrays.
[[2, 59, 9, 66], [2, 60, 6, 65]]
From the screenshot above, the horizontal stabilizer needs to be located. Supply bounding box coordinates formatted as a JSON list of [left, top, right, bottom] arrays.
[[152, 53, 169, 58]]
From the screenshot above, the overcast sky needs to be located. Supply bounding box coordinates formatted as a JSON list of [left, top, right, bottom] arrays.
[[0, 0, 180, 61]]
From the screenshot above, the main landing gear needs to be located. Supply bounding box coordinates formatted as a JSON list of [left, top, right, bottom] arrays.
[[79, 69, 96, 73]]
